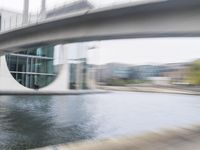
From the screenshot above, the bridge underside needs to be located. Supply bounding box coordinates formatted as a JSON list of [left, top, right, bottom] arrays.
[[0, 0, 200, 53]]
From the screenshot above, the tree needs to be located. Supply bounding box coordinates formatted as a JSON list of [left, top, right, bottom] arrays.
[[189, 60, 200, 85]]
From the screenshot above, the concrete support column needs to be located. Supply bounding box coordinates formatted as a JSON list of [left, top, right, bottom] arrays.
[[56, 44, 69, 90], [41, 44, 69, 92], [0, 55, 2, 77], [0, 52, 5, 75], [23, 0, 29, 24], [62, 45, 70, 90], [40, 0, 46, 19], [87, 67, 96, 89], [76, 62, 83, 90]]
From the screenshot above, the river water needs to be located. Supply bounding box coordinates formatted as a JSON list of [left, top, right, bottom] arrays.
[[0, 91, 200, 150]]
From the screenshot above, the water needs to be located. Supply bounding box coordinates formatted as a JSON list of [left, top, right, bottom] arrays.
[[0, 92, 200, 150]]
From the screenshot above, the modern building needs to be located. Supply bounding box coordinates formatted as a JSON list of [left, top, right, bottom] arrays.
[[130, 65, 163, 80], [161, 63, 191, 85], [0, 0, 94, 93], [96, 63, 132, 82]]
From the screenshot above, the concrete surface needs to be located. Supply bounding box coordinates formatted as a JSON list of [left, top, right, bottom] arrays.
[[0, 89, 109, 95], [32, 125, 200, 150]]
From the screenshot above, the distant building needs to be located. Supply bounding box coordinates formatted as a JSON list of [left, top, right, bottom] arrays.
[[161, 63, 191, 84], [96, 63, 132, 82], [95, 62, 192, 86], [130, 65, 163, 80]]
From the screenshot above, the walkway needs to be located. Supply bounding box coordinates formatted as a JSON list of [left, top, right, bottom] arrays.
[[32, 126, 200, 150]]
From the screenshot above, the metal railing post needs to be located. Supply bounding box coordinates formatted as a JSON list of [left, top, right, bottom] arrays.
[[3, 19, 6, 31], [15, 15, 18, 28], [9, 16, 12, 30]]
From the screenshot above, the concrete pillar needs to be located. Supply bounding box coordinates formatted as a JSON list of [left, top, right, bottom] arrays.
[[23, 0, 29, 24], [87, 67, 96, 89], [75, 47, 84, 90], [76, 62, 83, 90], [41, 44, 69, 92], [0, 52, 4, 72], [55, 44, 69, 90], [0, 55, 2, 74], [61, 45, 69, 90], [40, 0, 46, 19]]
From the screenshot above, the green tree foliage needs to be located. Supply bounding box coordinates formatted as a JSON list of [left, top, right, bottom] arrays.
[[189, 60, 200, 85]]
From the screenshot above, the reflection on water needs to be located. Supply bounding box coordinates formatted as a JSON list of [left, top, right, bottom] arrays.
[[0, 92, 200, 149]]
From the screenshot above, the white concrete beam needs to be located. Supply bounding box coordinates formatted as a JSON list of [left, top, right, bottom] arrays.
[[0, 0, 200, 52]]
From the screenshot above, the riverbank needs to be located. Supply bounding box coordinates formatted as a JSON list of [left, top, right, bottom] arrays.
[[32, 125, 200, 150], [1, 86, 198, 96], [99, 85, 200, 95]]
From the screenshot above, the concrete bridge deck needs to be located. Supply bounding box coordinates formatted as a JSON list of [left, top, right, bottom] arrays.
[[1, 0, 200, 53], [32, 125, 200, 150]]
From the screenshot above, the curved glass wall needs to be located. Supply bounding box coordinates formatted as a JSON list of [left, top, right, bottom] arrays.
[[6, 45, 57, 89]]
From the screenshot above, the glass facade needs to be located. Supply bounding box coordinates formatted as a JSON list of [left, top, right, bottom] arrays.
[[6, 45, 56, 89]]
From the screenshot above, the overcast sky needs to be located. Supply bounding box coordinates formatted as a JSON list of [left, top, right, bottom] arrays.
[[0, 0, 143, 12], [0, 0, 161, 13], [0, 0, 75, 12], [88, 38, 200, 65], [1, 0, 200, 65]]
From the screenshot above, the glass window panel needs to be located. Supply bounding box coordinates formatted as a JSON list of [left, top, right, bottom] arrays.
[[17, 57, 27, 72], [7, 55, 17, 71], [6, 45, 56, 89]]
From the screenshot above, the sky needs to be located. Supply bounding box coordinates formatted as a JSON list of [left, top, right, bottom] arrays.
[[1, 0, 200, 65], [88, 38, 200, 65], [0, 0, 161, 13]]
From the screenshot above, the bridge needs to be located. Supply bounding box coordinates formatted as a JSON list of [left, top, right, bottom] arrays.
[[0, 0, 200, 53]]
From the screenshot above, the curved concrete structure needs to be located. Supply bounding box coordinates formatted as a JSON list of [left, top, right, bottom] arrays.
[[0, 0, 200, 53], [0, 56, 32, 92], [0, 45, 69, 94]]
